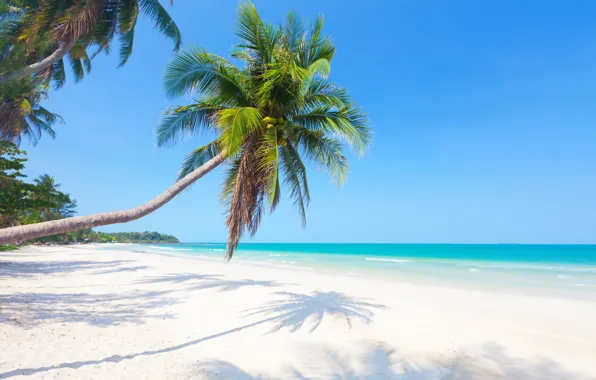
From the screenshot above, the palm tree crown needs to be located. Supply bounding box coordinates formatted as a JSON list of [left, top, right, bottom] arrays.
[[0, 77, 62, 145], [0, 0, 181, 85], [156, 2, 371, 260]]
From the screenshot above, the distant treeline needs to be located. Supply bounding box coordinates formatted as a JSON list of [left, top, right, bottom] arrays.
[[31, 229, 180, 245], [86, 230, 180, 244]]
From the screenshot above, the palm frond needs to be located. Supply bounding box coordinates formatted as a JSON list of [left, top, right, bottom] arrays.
[[27, 111, 56, 139], [81, 50, 91, 72], [235, 1, 276, 63], [290, 105, 371, 155], [257, 127, 280, 210], [34, 105, 63, 125], [138, 0, 181, 50], [67, 52, 84, 82], [291, 125, 348, 184], [280, 140, 309, 225], [177, 140, 221, 181], [155, 102, 221, 147], [221, 154, 241, 204], [51, 58, 66, 89], [164, 48, 250, 105], [118, 0, 139, 33], [301, 78, 350, 109], [307, 57, 330, 78], [301, 15, 335, 67], [257, 58, 309, 109], [215, 106, 263, 155], [224, 138, 264, 260], [117, 27, 135, 67], [283, 9, 304, 53]]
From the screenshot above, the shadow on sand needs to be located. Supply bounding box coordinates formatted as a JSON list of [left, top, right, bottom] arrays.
[[138, 272, 286, 292], [200, 342, 589, 380], [92, 265, 152, 275], [244, 291, 385, 333], [0, 259, 138, 279], [0, 289, 177, 328], [0, 291, 383, 378]]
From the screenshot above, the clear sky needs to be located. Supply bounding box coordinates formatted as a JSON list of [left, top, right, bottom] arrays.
[[23, 0, 596, 244]]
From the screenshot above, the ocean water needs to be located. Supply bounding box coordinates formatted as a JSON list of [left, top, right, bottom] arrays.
[[101, 243, 596, 300]]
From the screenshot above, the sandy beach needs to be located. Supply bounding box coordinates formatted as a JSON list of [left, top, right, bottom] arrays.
[[1, 245, 595, 379]]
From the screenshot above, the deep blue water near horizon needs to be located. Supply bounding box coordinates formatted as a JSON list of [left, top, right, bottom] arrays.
[[102, 243, 596, 300]]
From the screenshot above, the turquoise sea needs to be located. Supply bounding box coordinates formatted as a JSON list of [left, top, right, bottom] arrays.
[[102, 243, 596, 300]]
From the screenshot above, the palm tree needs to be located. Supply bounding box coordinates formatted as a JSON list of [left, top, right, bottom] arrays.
[[31, 174, 76, 221], [0, 0, 181, 85], [157, 2, 370, 259], [0, 77, 63, 144], [0, 2, 371, 255]]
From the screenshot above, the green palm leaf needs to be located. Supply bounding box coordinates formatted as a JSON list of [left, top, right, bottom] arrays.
[[257, 127, 281, 210], [67, 53, 84, 83], [164, 48, 250, 105], [291, 125, 349, 184], [138, 0, 181, 50], [177, 141, 221, 181], [51, 59, 66, 89], [155, 102, 221, 147], [215, 106, 263, 155], [235, 1, 276, 63], [290, 105, 371, 155], [280, 141, 309, 225]]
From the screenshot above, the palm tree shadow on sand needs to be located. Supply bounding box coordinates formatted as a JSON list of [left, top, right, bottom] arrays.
[[0, 291, 384, 378], [137, 273, 287, 292], [243, 291, 386, 333], [200, 342, 589, 380], [201, 343, 404, 379], [137, 273, 223, 284]]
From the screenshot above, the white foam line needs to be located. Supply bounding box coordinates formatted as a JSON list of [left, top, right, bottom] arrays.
[[365, 258, 411, 263], [149, 246, 193, 251]]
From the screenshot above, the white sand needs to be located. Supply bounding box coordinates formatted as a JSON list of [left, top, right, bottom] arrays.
[[1, 245, 595, 379]]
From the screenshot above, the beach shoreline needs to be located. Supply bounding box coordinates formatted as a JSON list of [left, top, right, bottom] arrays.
[[100, 242, 596, 303], [1, 245, 595, 379]]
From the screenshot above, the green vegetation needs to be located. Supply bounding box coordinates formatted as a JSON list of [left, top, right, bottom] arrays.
[[0, 141, 75, 229], [0, 3, 370, 258], [1, 0, 181, 143], [0, 78, 62, 144], [74, 230, 180, 244], [0, 245, 18, 251], [0, 141, 178, 246], [157, 2, 371, 259]]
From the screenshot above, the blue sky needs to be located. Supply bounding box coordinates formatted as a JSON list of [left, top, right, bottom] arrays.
[[23, 0, 596, 243]]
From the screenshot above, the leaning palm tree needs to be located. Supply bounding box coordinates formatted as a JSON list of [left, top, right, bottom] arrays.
[[0, 2, 371, 256], [157, 3, 370, 258], [0, 0, 181, 85]]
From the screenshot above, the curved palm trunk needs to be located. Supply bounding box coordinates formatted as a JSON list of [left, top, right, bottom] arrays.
[[0, 152, 226, 245], [0, 38, 77, 84]]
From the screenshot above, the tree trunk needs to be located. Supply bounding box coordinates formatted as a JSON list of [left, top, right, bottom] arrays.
[[0, 152, 226, 245], [0, 38, 77, 84]]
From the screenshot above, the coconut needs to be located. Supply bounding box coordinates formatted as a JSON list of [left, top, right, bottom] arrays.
[[262, 116, 276, 125], [266, 124, 274, 129]]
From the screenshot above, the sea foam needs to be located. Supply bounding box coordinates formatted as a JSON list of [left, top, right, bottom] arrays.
[[149, 246, 192, 251], [365, 257, 410, 263]]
